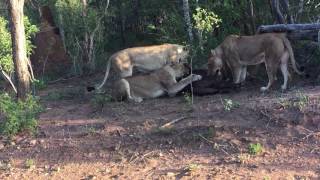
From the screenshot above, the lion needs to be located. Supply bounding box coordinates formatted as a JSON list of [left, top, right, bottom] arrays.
[[208, 33, 303, 92], [111, 63, 202, 102], [96, 43, 189, 90]]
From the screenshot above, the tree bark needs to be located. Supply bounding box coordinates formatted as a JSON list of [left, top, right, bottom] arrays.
[[182, 0, 193, 42], [7, 0, 30, 100]]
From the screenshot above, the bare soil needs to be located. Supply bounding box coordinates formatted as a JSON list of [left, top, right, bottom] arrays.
[[0, 76, 320, 180]]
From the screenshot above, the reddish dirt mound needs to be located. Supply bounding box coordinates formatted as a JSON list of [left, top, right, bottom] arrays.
[[30, 6, 71, 78]]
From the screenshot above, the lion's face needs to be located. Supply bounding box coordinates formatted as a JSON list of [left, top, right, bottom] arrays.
[[207, 49, 223, 76], [176, 46, 189, 63], [171, 63, 190, 78]]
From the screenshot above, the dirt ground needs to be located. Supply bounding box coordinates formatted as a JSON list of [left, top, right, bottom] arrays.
[[0, 75, 320, 180]]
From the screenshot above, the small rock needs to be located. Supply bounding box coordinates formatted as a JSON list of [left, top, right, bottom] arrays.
[[167, 172, 175, 177], [39, 139, 45, 144], [0, 143, 5, 150], [51, 166, 60, 172], [30, 140, 37, 146], [10, 142, 16, 146]]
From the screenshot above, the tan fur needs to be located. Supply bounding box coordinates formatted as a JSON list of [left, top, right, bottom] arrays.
[[97, 44, 189, 90], [208, 33, 303, 91], [111, 63, 202, 103]]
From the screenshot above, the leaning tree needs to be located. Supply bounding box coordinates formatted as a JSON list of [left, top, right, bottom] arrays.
[[7, 0, 31, 100]]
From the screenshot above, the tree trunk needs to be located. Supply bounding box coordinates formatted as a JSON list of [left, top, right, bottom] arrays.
[[182, 0, 193, 42], [271, 0, 285, 24], [247, 0, 256, 34], [81, 0, 91, 74], [279, 0, 294, 24], [7, 0, 30, 100]]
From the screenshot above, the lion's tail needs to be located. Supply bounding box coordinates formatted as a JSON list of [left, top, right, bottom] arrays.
[[96, 58, 112, 90], [280, 34, 304, 75]]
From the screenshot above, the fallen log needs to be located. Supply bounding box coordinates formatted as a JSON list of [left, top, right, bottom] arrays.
[[257, 23, 320, 42], [257, 23, 320, 33]]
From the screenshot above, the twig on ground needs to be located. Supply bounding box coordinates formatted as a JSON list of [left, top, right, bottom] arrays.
[[302, 131, 320, 140], [198, 133, 214, 144], [48, 76, 79, 84], [299, 126, 320, 140], [159, 117, 188, 130], [129, 151, 157, 164], [260, 109, 273, 128], [198, 134, 231, 156]]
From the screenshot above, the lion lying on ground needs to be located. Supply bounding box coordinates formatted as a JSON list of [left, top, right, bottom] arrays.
[[111, 63, 202, 102], [96, 43, 189, 90], [208, 33, 303, 92]]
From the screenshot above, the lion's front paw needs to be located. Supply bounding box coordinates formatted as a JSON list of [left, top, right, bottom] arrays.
[[192, 74, 202, 81], [260, 86, 268, 92], [129, 97, 143, 103]]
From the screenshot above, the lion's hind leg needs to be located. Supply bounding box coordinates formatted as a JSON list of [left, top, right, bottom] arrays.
[[240, 66, 247, 83], [280, 51, 290, 90], [118, 79, 143, 103], [260, 62, 276, 92]]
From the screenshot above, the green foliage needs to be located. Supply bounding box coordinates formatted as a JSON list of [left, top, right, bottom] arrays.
[[248, 143, 263, 155], [278, 91, 309, 111], [32, 78, 48, 90], [0, 93, 43, 137], [0, 16, 38, 74], [293, 91, 309, 111], [22, 0, 319, 77], [183, 92, 192, 106], [91, 93, 112, 107], [222, 98, 239, 111], [0, 17, 13, 73], [193, 7, 221, 35], [25, 159, 35, 169]]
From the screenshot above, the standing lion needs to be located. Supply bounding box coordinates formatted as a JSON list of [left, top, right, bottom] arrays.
[[208, 33, 303, 91]]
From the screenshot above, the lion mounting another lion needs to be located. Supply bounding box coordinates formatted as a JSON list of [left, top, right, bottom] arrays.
[[208, 33, 304, 92], [111, 63, 202, 103], [96, 43, 189, 90]]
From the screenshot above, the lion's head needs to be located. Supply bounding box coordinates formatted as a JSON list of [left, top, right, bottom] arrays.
[[207, 48, 223, 77], [175, 45, 190, 63], [170, 63, 190, 78]]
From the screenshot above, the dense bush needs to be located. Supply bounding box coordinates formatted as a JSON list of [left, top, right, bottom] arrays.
[[0, 16, 38, 75], [0, 93, 42, 137]]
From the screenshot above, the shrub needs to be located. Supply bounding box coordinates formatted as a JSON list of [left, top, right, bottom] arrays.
[[0, 93, 42, 137], [248, 143, 263, 155]]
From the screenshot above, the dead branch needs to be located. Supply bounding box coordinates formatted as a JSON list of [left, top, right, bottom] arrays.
[[0, 69, 17, 93], [159, 117, 188, 130]]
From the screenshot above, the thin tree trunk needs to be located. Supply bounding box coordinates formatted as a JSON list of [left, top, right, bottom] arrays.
[[7, 0, 30, 100], [81, 0, 90, 73], [279, 0, 294, 24], [271, 0, 285, 24], [182, 0, 193, 42], [247, 0, 256, 34]]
